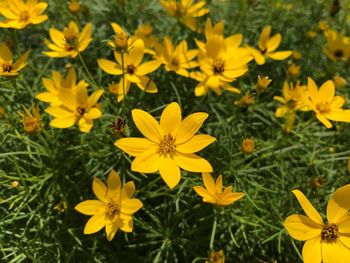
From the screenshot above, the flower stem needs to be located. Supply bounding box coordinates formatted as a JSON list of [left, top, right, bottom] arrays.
[[121, 52, 126, 112], [78, 52, 98, 89], [209, 215, 217, 250]]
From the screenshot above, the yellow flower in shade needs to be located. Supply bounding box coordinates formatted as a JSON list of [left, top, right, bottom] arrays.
[[0, 43, 29, 77], [160, 0, 209, 32], [324, 30, 350, 62], [154, 37, 198, 77], [292, 50, 302, 60], [134, 23, 158, 54], [18, 104, 42, 135], [54, 201, 67, 213], [334, 75, 346, 88], [43, 21, 92, 58], [240, 138, 255, 154], [11, 180, 19, 189], [283, 185, 350, 263], [256, 75, 272, 91], [247, 25, 292, 65], [98, 39, 161, 102], [234, 92, 254, 108], [0, 106, 5, 117], [68, 0, 80, 14], [75, 170, 143, 241], [115, 102, 215, 189], [206, 249, 225, 263], [193, 172, 244, 206], [36, 68, 88, 106], [274, 81, 309, 118], [319, 20, 329, 31], [307, 31, 317, 38], [0, 0, 48, 29], [288, 64, 300, 77], [45, 85, 103, 133], [303, 77, 350, 128]]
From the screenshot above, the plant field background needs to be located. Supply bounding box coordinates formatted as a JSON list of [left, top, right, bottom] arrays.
[[1, 0, 350, 262]]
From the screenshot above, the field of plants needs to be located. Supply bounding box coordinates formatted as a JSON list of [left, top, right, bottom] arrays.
[[1, 0, 350, 262]]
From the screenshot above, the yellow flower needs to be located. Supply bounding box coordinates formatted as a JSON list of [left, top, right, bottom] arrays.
[[206, 249, 225, 263], [134, 23, 158, 54], [0, 0, 48, 29], [54, 201, 67, 213], [318, 20, 329, 31], [240, 138, 255, 154], [11, 180, 19, 189], [43, 21, 92, 58], [18, 104, 42, 135], [303, 77, 350, 128], [36, 68, 88, 106], [292, 50, 302, 59], [274, 81, 309, 118], [334, 75, 346, 88], [98, 39, 161, 102], [0, 106, 5, 117], [247, 25, 292, 65], [68, 0, 80, 14], [0, 43, 29, 77], [154, 37, 198, 77], [283, 186, 350, 263], [108, 22, 131, 53], [160, 0, 209, 32], [45, 85, 103, 133], [324, 29, 350, 62], [115, 102, 215, 189], [193, 172, 244, 206], [288, 63, 300, 77], [75, 170, 143, 241], [256, 75, 272, 91], [307, 31, 317, 38], [234, 92, 254, 107]]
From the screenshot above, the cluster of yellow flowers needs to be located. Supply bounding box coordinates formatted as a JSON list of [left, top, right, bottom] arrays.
[[2, 0, 350, 261]]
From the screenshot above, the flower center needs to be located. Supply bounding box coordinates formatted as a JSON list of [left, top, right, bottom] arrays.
[[63, 28, 79, 50], [76, 107, 86, 116], [316, 102, 331, 114], [2, 63, 12, 72], [321, 223, 339, 241], [334, 49, 343, 58], [113, 32, 129, 52], [23, 117, 39, 134], [174, 3, 186, 16], [171, 58, 179, 67], [127, 64, 136, 74], [159, 134, 176, 156], [213, 59, 225, 74], [19, 10, 30, 22], [106, 199, 120, 216]]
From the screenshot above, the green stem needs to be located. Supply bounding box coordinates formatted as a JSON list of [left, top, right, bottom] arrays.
[[78, 52, 98, 88], [121, 52, 126, 112], [209, 215, 217, 250]]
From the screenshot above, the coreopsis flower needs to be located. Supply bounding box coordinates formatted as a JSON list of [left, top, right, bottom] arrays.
[[318, 20, 329, 31], [307, 31, 317, 38], [0, 43, 29, 77], [134, 23, 158, 54], [274, 81, 309, 118], [234, 92, 254, 107], [115, 102, 215, 189], [256, 75, 272, 91], [68, 0, 80, 14], [154, 37, 198, 77], [333, 75, 346, 88], [303, 77, 350, 128], [108, 22, 131, 53], [36, 68, 88, 106], [160, 0, 209, 32], [43, 21, 92, 58], [11, 180, 19, 189], [324, 30, 350, 62], [98, 39, 161, 102], [45, 85, 103, 133], [18, 104, 42, 135], [288, 64, 300, 77], [193, 172, 244, 206], [292, 50, 302, 60], [0, 0, 48, 29], [240, 138, 255, 154], [247, 25, 292, 65], [283, 185, 350, 263], [75, 170, 143, 241], [206, 249, 225, 263]]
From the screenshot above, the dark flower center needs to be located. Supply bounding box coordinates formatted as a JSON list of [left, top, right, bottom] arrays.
[[321, 223, 339, 241], [213, 59, 225, 74], [334, 49, 343, 58], [127, 64, 136, 74]]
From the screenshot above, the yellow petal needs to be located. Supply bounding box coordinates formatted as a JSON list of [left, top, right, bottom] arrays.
[[75, 200, 106, 215], [122, 181, 135, 199], [132, 109, 163, 143], [158, 157, 181, 189], [174, 152, 213, 172], [87, 89, 103, 109], [84, 108, 102, 120], [105, 221, 118, 241], [292, 190, 324, 225], [176, 134, 216, 153], [266, 51, 292, 60], [160, 102, 182, 135], [0, 43, 12, 61], [107, 170, 121, 200], [121, 199, 143, 214], [318, 80, 335, 103], [331, 96, 345, 109], [50, 116, 76, 128], [115, 137, 157, 157], [266, 33, 281, 52], [78, 117, 93, 133], [215, 175, 223, 193], [78, 23, 92, 52], [302, 237, 322, 263], [321, 240, 350, 263], [128, 38, 145, 66], [131, 148, 160, 173], [193, 185, 212, 199], [175, 112, 208, 144], [202, 172, 216, 195], [76, 84, 88, 107], [93, 177, 107, 202], [219, 191, 245, 205], [83, 213, 106, 234], [136, 60, 161, 75], [283, 214, 322, 241], [258, 25, 271, 50], [119, 214, 133, 233], [316, 113, 332, 128], [97, 59, 122, 75], [327, 184, 350, 224], [135, 75, 158, 93]]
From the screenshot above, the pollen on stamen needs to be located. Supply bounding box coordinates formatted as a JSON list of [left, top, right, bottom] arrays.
[[321, 223, 339, 241], [106, 199, 120, 216], [158, 134, 176, 156]]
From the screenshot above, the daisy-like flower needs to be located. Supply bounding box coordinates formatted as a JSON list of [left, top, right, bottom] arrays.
[[0, 43, 29, 77], [0, 0, 48, 29], [302, 77, 350, 128], [206, 249, 225, 263], [247, 25, 292, 65], [98, 38, 161, 102], [193, 173, 244, 206], [160, 0, 209, 32], [115, 102, 216, 189], [18, 104, 42, 135], [256, 75, 272, 92], [283, 185, 350, 263], [134, 23, 158, 54], [75, 170, 143, 241], [43, 21, 92, 58], [45, 84, 103, 133], [36, 68, 88, 106], [154, 37, 198, 77], [324, 30, 350, 62], [108, 22, 131, 53]]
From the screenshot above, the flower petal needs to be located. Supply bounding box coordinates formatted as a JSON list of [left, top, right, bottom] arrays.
[[160, 102, 182, 135], [302, 237, 322, 263], [266, 51, 292, 60], [131, 148, 160, 173], [319, 80, 335, 103], [176, 134, 216, 153], [97, 59, 122, 75], [119, 214, 133, 233], [202, 172, 216, 195], [107, 170, 121, 200], [132, 109, 163, 143], [93, 177, 108, 202], [193, 186, 212, 199], [122, 181, 135, 199], [175, 112, 209, 144], [292, 190, 324, 225], [174, 152, 213, 172], [283, 214, 322, 241], [121, 199, 143, 214], [158, 157, 181, 189], [105, 220, 118, 241], [136, 60, 161, 75], [83, 213, 106, 234], [115, 137, 157, 157], [75, 200, 106, 215], [322, 240, 350, 263], [327, 184, 350, 224]]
